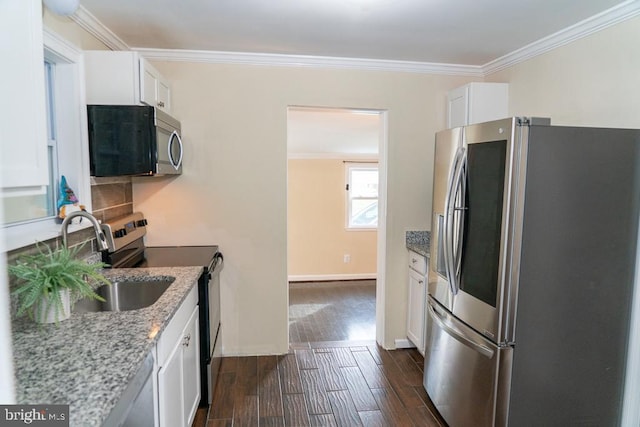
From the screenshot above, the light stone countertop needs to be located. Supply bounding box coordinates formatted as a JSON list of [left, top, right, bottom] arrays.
[[406, 230, 430, 258], [10, 266, 203, 427]]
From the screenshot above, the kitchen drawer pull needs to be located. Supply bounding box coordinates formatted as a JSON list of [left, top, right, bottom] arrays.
[[182, 334, 191, 347]]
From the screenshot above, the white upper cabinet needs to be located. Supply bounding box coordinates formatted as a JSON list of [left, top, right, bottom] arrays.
[[84, 51, 172, 113], [0, 0, 48, 190], [140, 59, 171, 112], [447, 82, 508, 129]]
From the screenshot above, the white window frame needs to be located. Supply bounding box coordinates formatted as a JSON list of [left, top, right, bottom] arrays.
[[345, 162, 379, 231], [2, 29, 92, 251]]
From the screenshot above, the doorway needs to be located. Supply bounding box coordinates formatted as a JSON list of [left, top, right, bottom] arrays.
[[286, 106, 387, 344]]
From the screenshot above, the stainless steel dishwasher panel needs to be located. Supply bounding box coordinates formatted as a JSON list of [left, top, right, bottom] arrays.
[[103, 351, 155, 427]]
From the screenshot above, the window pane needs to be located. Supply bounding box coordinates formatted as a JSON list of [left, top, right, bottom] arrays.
[[350, 199, 378, 227], [351, 169, 378, 197], [2, 60, 56, 225]]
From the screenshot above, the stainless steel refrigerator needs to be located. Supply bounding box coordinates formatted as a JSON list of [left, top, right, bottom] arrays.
[[423, 117, 640, 427]]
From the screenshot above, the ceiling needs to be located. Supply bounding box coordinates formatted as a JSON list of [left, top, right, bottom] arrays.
[[287, 108, 382, 157], [78, 0, 626, 66]]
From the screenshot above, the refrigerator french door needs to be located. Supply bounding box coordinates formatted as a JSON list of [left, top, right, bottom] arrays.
[[429, 118, 521, 344], [424, 117, 640, 427]]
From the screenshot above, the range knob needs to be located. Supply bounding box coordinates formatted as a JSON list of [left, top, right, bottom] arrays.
[[135, 219, 148, 227], [113, 228, 127, 238]]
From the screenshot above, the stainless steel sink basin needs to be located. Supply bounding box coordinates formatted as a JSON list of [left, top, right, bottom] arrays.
[[74, 278, 175, 312]]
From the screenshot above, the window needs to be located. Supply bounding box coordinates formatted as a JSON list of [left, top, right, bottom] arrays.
[[346, 163, 378, 229], [2, 61, 58, 225], [1, 30, 92, 251]]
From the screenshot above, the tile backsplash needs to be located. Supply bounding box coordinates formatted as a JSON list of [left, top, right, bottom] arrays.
[[90, 176, 133, 223]]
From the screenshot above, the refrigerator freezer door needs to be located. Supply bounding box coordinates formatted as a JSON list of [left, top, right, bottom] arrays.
[[423, 296, 511, 427]]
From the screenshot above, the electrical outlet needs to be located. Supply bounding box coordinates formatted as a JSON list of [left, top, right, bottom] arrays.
[[344, 254, 351, 263]]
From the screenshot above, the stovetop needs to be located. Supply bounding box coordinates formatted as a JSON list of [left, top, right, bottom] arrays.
[[139, 246, 220, 270], [102, 212, 221, 269]]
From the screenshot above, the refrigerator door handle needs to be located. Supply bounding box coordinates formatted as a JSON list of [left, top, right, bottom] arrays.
[[428, 297, 494, 359], [452, 153, 467, 284], [444, 147, 466, 294]]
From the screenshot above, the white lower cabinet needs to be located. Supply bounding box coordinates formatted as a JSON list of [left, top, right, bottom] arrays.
[[407, 250, 428, 355], [156, 286, 200, 427]]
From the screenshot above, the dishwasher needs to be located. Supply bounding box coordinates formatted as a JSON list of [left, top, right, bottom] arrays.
[[102, 351, 154, 427]]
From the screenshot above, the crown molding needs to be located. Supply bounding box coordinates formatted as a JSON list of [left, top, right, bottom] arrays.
[[134, 47, 483, 76], [482, 0, 640, 75], [70, 1, 639, 76], [70, 5, 129, 51]]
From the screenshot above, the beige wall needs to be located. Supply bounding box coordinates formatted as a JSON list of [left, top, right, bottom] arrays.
[[43, 11, 110, 50], [288, 159, 377, 278], [133, 63, 471, 354], [486, 16, 640, 129], [41, 10, 639, 356]]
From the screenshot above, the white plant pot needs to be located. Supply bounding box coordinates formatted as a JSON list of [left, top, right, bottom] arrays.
[[34, 288, 71, 323]]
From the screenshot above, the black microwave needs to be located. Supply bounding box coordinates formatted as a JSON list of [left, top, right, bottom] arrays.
[[87, 105, 183, 177]]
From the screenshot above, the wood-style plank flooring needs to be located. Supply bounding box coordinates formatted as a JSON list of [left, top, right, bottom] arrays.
[[289, 280, 376, 343], [193, 281, 446, 426]]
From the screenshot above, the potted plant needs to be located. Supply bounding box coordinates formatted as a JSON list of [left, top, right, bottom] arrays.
[[9, 242, 111, 323]]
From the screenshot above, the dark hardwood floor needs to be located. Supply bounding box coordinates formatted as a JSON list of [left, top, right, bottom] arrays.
[[289, 280, 376, 343], [192, 281, 446, 426]]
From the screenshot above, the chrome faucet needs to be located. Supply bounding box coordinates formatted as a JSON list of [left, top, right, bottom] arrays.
[[61, 210, 109, 252]]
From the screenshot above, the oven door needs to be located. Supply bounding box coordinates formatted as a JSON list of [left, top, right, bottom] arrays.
[[207, 254, 223, 404]]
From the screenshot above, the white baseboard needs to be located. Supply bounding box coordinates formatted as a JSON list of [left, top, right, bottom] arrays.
[[394, 338, 416, 349], [288, 273, 377, 282]]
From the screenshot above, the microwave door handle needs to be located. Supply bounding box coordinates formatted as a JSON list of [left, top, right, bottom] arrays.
[[169, 131, 183, 170]]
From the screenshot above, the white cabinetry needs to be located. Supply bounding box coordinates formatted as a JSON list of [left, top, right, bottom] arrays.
[[407, 250, 428, 355], [447, 82, 508, 129], [156, 286, 200, 427], [84, 51, 172, 113], [0, 0, 48, 189]]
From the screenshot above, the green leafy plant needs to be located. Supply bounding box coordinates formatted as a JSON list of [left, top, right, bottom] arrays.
[[9, 242, 111, 322]]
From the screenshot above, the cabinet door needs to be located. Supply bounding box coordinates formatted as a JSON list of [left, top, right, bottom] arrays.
[[139, 59, 171, 113], [182, 307, 200, 426], [447, 85, 469, 129], [0, 0, 48, 189], [140, 60, 158, 109], [157, 342, 184, 427], [84, 51, 139, 105], [157, 79, 170, 112], [407, 268, 426, 354]]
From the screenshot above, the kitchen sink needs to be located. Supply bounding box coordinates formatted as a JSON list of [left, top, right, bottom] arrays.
[[73, 278, 175, 312]]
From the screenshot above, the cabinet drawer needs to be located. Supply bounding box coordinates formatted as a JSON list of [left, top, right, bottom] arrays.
[[408, 250, 427, 275], [157, 285, 198, 366]]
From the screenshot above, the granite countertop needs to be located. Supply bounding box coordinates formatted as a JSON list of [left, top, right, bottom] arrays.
[[11, 266, 203, 427], [406, 230, 431, 258]]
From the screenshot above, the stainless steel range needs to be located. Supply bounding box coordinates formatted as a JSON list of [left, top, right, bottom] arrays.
[[100, 212, 223, 408]]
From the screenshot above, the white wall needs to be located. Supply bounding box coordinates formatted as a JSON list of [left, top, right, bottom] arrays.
[[133, 64, 471, 354]]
